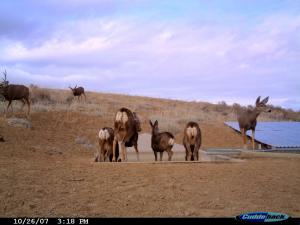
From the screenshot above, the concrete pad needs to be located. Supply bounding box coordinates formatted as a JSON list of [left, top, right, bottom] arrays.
[[122, 133, 245, 163]]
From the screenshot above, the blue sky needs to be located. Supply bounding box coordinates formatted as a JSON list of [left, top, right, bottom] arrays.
[[0, 0, 300, 110]]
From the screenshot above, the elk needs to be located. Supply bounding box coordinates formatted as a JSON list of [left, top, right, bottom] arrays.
[[95, 127, 119, 162], [112, 107, 141, 162], [0, 70, 30, 118], [183, 121, 202, 161], [69, 85, 86, 101], [149, 120, 175, 161], [237, 96, 271, 150]]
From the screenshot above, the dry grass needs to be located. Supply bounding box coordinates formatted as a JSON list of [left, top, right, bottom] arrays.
[[1, 86, 299, 130]]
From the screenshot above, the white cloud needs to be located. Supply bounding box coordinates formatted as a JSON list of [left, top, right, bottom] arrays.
[[0, 13, 299, 109]]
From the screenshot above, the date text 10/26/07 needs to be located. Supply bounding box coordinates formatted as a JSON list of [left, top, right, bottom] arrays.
[[12, 218, 89, 225]]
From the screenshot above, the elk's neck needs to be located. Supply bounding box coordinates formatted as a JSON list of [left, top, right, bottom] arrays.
[[251, 108, 261, 120], [152, 130, 159, 136]]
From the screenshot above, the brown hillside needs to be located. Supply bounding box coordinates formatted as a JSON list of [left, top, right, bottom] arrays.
[[0, 89, 299, 217]]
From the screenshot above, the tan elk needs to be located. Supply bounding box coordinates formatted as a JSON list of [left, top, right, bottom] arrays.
[[69, 85, 86, 101], [237, 96, 271, 150], [149, 120, 175, 161], [0, 70, 30, 118], [183, 121, 202, 161], [95, 127, 119, 162], [112, 107, 141, 162]]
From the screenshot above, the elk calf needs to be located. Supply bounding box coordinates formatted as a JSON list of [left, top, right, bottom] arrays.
[[0, 70, 30, 118], [69, 85, 86, 101], [183, 122, 202, 161], [95, 127, 119, 162], [237, 96, 271, 150], [149, 120, 175, 161], [112, 108, 140, 162]]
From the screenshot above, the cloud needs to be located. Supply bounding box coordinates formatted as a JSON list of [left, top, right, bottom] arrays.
[[0, 1, 299, 110]]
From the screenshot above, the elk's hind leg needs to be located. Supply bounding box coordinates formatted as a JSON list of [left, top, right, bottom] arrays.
[[241, 128, 247, 150], [153, 150, 157, 161], [159, 151, 163, 161], [24, 98, 30, 118], [167, 148, 173, 161], [5, 100, 13, 118], [20, 99, 26, 112], [133, 142, 139, 161], [112, 139, 117, 162], [251, 129, 255, 150]]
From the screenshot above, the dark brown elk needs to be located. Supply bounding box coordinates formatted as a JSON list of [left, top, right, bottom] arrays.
[[0, 70, 30, 118], [95, 127, 119, 162], [112, 107, 141, 162], [69, 85, 86, 101], [237, 96, 271, 150], [149, 120, 175, 161], [183, 121, 202, 161]]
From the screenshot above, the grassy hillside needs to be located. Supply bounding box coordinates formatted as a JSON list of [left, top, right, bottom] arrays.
[[0, 86, 299, 149]]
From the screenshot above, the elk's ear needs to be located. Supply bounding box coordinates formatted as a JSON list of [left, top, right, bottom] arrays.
[[261, 96, 269, 104], [154, 120, 158, 126], [149, 120, 153, 127], [255, 96, 261, 105]]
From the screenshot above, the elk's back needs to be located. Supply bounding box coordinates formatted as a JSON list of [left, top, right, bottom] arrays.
[[3, 85, 29, 100]]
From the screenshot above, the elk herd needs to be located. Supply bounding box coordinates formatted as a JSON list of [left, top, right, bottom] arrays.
[[0, 69, 273, 158], [0, 70, 86, 118], [95, 106, 203, 162]]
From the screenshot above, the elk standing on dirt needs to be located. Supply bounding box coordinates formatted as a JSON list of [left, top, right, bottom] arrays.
[[112, 107, 141, 162], [237, 96, 271, 150], [149, 120, 175, 161], [95, 127, 119, 162], [0, 70, 30, 118], [183, 121, 202, 161], [69, 85, 86, 101]]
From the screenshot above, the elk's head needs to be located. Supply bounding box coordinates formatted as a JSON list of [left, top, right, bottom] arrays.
[[255, 96, 272, 113], [69, 85, 77, 94], [149, 120, 159, 135], [0, 70, 9, 94]]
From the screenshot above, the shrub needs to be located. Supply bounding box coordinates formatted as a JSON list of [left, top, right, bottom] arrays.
[[30, 84, 53, 104]]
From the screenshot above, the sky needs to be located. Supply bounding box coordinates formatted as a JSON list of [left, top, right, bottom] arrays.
[[0, 0, 300, 110]]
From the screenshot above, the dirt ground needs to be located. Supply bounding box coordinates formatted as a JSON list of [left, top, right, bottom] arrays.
[[0, 111, 299, 217]]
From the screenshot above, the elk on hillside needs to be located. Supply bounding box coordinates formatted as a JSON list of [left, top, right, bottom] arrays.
[[0, 70, 30, 118], [183, 121, 202, 161], [69, 85, 86, 101], [149, 120, 175, 161], [95, 127, 119, 162], [237, 96, 271, 150], [112, 107, 141, 162]]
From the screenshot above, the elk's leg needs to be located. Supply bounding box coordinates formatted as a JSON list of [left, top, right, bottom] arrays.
[[241, 128, 247, 150], [167, 149, 173, 161], [5, 100, 12, 118], [112, 139, 117, 162], [159, 152, 163, 161], [133, 142, 139, 161], [154, 150, 157, 161], [95, 141, 101, 162], [25, 97, 30, 118], [119, 141, 127, 162], [193, 149, 199, 161], [83, 93, 86, 102], [20, 99, 26, 112], [95, 145, 99, 162], [186, 144, 192, 161], [94, 152, 99, 162], [100, 149, 105, 162], [251, 129, 255, 150]]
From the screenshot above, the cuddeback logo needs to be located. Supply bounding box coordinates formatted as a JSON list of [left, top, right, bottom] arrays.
[[236, 212, 290, 223]]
